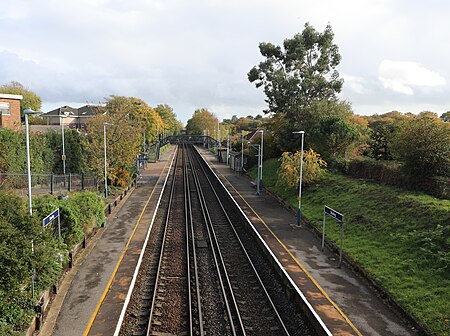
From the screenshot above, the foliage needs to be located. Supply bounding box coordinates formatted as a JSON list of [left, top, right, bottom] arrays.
[[0, 81, 42, 121], [391, 114, 450, 178], [277, 149, 327, 189], [440, 111, 450, 122], [185, 108, 219, 135], [0, 190, 105, 331], [46, 129, 87, 174], [154, 104, 184, 135], [67, 191, 105, 232], [0, 128, 54, 174], [367, 122, 398, 160], [0, 191, 63, 330], [248, 23, 343, 122], [110, 167, 130, 187], [309, 114, 360, 160], [83, 96, 157, 181]]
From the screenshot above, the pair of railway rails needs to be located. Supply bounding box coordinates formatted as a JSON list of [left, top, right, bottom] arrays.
[[118, 144, 317, 336]]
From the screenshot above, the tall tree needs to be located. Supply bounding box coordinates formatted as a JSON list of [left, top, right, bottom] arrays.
[[248, 23, 343, 122], [154, 104, 184, 135], [186, 108, 218, 136], [0, 81, 42, 121], [83, 96, 162, 184]]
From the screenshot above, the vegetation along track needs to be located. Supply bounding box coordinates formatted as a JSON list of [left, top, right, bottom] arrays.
[[119, 143, 317, 336]]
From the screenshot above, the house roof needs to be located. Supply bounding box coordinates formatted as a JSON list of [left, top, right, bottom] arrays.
[[43, 105, 78, 117], [77, 105, 104, 117], [42, 105, 104, 118]]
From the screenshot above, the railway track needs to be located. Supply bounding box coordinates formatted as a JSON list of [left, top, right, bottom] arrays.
[[119, 144, 316, 336]]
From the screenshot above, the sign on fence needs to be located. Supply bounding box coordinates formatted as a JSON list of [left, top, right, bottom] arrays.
[[322, 205, 345, 267], [42, 208, 61, 242]]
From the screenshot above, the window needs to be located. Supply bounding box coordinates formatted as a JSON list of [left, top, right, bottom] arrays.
[[0, 102, 10, 115]]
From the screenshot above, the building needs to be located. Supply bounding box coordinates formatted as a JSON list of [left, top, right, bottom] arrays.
[[0, 93, 22, 131], [42, 104, 104, 129]]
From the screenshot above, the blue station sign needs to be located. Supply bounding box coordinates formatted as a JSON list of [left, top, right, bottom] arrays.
[[43, 208, 60, 228], [324, 206, 344, 223]]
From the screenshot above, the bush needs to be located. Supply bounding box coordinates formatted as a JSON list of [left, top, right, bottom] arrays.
[[277, 149, 327, 189], [0, 191, 64, 331], [392, 115, 450, 178], [68, 191, 105, 232]]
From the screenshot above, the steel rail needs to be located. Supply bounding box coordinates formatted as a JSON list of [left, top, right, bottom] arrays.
[[190, 144, 291, 336], [183, 143, 205, 336], [146, 145, 182, 336], [187, 145, 246, 336]]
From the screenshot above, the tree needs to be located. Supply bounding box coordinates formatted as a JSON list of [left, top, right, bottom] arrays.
[[186, 108, 218, 135], [0, 81, 42, 121], [83, 96, 161, 184], [392, 114, 450, 178], [368, 122, 398, 160], [248, 23, 343, 123], [440, 111, 450, 122], [46, 130, 87, 174], [154, 104, 184, 135], [309, 115, 359, 160]]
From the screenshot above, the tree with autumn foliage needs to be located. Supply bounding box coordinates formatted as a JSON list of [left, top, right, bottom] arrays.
[[186, 108, 218, 136], [154, 104, 184, 135], [83, 96, 163, 186], [0, 81, 42, 121]]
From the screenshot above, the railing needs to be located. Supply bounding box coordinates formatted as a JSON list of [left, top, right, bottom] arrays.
[[0, 173, 98, 195]]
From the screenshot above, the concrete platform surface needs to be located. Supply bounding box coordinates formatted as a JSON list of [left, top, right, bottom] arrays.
[[40, 146, 175, 336], [198, 146, 416, 336]]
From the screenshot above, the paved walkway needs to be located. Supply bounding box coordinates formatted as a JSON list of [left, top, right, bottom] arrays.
[[40, 146, 175, 336], [198, 147, 415, 336]]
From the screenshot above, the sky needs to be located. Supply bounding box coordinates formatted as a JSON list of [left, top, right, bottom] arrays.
[[1, 0, 449, 124]]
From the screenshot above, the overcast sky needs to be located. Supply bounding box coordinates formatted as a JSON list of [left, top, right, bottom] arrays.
[[1, 0, 449, 123]]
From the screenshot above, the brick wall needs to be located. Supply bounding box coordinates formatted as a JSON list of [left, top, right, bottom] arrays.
[[0, 98, 21, 131]]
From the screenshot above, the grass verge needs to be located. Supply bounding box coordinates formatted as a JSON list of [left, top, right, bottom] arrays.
[[249, 158, 450, 336]]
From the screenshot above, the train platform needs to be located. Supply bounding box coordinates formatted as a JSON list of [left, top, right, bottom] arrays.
[[40, 146, 176, 336], [197, 146, 415, 336]]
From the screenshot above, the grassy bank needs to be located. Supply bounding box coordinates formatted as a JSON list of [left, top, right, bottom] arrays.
[[249, 158, 450, 336]]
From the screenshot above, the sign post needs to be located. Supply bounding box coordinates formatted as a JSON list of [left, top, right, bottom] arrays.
[[322, 205, 345, 267], [42, 208, 61, 242]]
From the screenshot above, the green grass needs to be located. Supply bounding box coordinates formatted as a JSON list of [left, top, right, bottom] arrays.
[[249, 158, 450, 336]]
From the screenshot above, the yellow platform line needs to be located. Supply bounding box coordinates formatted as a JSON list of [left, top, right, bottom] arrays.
[[217, 170, 363, 336], [83, 155, 172, 336]]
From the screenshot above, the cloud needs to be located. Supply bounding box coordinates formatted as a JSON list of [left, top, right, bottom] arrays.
[[378, 60, 446, 95], [341, 74, 371, 95]]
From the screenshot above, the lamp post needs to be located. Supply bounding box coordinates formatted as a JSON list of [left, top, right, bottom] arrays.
[[103, 122, 114, 199], [226, 129, 230, 165], [241, 130, 245, 173], [248, 129, 263, 195], [60, 112, 70, 175], [293, 131, 305, 226], [259, 130, 264, 189], [24, 108, 40, 215]]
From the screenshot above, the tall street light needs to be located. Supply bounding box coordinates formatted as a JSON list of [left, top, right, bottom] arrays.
[[24, 108, 40, 215], [248, 129, 263, 195], [103, 122, 114, 199], [226, 129, 230, 165], [241, 130, 245, 173], [60, 112, 70, 175], [293, 131, 305, 226]]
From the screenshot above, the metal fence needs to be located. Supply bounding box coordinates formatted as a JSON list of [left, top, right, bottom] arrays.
[[0, 173, 98, 195]]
